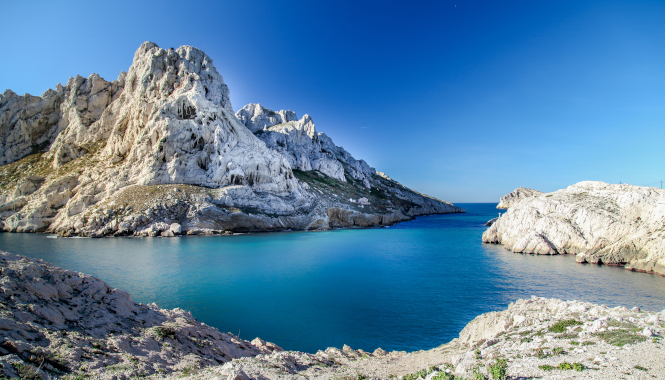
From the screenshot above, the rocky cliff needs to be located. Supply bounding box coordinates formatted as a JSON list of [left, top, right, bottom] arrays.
[[496, 187, 543, 209], [483, 181, 665, 276], [0, 42, 462, 237]]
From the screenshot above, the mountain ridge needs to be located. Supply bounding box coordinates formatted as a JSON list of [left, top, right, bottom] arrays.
[[0, 42, 463, 237]]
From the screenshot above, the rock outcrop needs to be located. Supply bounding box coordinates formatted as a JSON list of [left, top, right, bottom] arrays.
[[0, 251, 282, 379], [0, 42, 463, 237], [496, 187, 543, 209], [483, 181, 665, 276]]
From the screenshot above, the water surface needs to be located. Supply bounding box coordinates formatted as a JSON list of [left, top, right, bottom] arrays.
[[1, 203, 663, 353]]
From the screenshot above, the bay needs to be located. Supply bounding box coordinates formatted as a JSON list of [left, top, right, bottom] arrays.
[[0, 203, 664, 353]]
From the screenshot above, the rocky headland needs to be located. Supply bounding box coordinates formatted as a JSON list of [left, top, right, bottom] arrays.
[[483, 181, 665, 276], [1, 252, 663, 379], [496, 188, 543, 209], [0, 42, 462, 237]]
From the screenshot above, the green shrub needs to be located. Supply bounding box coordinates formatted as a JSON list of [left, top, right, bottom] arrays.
[[488, 359, 507, 380], [596, 330, 647, 347], [539, 365, 555, 371], [473, 369, 488, 380], [557, 362, 586, 371], [549, 319, 582, 333], [153, 326, 177, 340], [13, 363, 42, 380]]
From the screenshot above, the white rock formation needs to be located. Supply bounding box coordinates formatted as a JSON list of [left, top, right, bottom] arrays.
[[0, 42, 463, 236], [0, 74, 125, 166], [235, 103, 297, 133], [483, 181, 665, 276], [496, 187, 544, 209], [236, 103, 376, 185]]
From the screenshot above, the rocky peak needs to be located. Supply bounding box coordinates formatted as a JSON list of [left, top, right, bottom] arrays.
[[0, 42, 463, 236], [124, 42, 232, 111], [496, 187, 543, 209], [236, 103, 297, 133], [0, 72, 125, 166]]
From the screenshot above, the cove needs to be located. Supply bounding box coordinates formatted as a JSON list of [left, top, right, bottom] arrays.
[[1, 203, 664, 354]]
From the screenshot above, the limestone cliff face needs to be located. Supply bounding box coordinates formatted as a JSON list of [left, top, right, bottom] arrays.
[[236, 103, 375, 185], [0, 73, 125, 166], [483, 181, 665, 276], [0, 42, 462, 237], [496, 187, 543, 209]]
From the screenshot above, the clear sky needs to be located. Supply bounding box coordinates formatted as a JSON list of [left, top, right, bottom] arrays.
[[1, 0, 663, 203]]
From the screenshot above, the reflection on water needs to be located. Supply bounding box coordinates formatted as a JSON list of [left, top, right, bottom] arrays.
[[0, 203, 663, 353]]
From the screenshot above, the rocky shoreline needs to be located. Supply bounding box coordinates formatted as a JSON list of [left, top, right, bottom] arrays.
[[1, 251, 663, 379], [483, 181, 665, 277]]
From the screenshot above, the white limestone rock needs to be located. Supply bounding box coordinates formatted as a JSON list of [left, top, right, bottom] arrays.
[[0, 42, 463, 237], [236, 104, 377, 186], [0, 73, 125, 166], [496, 187, 544, 209], [235, 103, 297, 133], [483, 181, 665, 276]]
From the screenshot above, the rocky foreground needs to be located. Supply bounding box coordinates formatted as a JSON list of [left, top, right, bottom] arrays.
[[1, 252, 663, 380], [0, 42, 462, 237], [0, 251, 282, 379], [483, 181, 665, 277]]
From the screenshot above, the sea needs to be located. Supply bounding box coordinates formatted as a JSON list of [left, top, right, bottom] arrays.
[[1, 203, 664, 353]]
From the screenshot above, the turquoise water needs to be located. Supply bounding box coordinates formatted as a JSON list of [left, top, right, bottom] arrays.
[[1, 203, 664, 353]]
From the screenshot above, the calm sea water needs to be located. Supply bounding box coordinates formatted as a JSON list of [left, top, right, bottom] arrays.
[[1, 203, 664, 353]]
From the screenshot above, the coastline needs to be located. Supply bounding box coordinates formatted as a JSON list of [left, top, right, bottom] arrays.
[[0, 208, 466, 239], [483, 182, 665, 278], [0, 251, 662, 379]]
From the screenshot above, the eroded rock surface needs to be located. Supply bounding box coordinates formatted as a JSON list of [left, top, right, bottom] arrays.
[[496, 187, 543, 209], [0, 251, 281, 379], [0, 42, 462, 237], [483, 181, 665, 276]]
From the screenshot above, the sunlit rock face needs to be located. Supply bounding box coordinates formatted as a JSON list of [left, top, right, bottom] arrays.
[[236, 104, 374, 184], [496, 187, 543, 209], [0, 42, 462, 236], [0, 73, 124, 166], [483, 181, 665, 276]]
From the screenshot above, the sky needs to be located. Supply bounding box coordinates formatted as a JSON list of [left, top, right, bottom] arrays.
[[1, 0, 663, 203]]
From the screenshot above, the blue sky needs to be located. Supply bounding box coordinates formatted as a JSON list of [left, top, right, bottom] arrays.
[[1, 0, 663, 202]]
